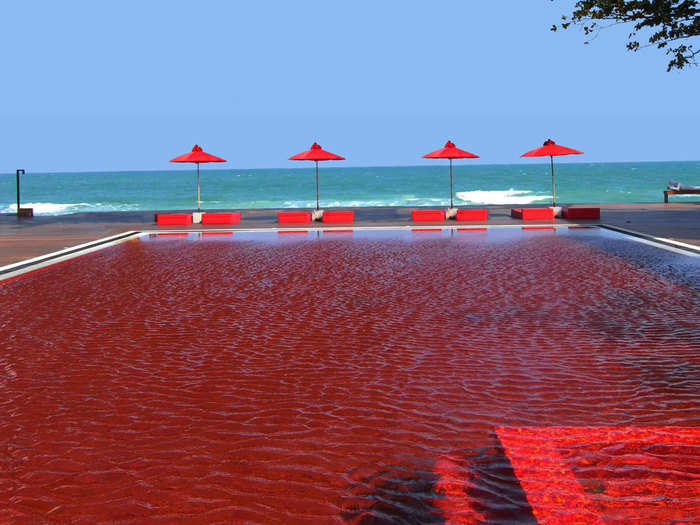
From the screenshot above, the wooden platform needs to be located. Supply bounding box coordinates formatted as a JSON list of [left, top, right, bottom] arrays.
[[664, 188, 700, 203]]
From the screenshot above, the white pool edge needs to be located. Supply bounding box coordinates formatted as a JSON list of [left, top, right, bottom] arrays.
[[0, 231, 141, 282], [599, 224, 700, 256]]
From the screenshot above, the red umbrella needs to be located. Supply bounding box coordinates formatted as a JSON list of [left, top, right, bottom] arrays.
[[289, 142, 345, 210], [521, 139, 583, 207], [423, 140, 479, 208], [170, 145, 226, 212]]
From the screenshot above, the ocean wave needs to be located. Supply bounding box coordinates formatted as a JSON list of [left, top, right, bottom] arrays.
[[2, 202, 94, 215], [455, 189, 552, 205], [1, 202, 138, 215], [277, 198, 450, 208]]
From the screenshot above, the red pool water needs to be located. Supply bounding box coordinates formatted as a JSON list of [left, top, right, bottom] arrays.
[[0, 229, 698, 523]]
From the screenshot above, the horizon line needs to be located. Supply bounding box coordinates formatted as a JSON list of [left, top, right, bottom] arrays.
[[1, 158, 699, 176]]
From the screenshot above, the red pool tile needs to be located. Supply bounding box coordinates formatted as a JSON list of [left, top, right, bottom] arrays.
[[497, 426, 700, 524], [0, 231, 697, 522]]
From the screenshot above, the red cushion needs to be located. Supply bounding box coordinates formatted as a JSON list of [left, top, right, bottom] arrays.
[[277, 211, 312, 224], [322, 211, 354, 223], [562, 207, 600, 220], [510, 208, 553, 220], [456, 209, 488, 221], [156, 213, 192, 226], [411, 209, 446, 222], [201, 212, 241, 225]]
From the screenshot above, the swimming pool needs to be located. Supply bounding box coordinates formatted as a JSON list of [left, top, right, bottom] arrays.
[[1, 227, 698, 523]]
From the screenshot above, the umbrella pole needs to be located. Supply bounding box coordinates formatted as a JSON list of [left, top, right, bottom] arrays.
[[315, 161, 319, 210], [550, 155, 556, 207], [449, 158, 454, 208], [197, 162, 201, 213]]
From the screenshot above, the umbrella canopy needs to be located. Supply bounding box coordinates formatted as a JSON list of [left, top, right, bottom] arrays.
[[170, 145, 226, 212], [521, 139, 583, 207], [423, 140, 479, 208], [289, 142, 345, 210]]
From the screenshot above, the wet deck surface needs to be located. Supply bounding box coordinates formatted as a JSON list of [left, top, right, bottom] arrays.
[[1, 203, 699, 266]]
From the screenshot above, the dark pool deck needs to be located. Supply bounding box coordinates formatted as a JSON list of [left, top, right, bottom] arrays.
[[1, 203, 699, 266]]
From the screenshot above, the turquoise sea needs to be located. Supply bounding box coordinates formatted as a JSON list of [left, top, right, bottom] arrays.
[[1, 161, 699, 215]]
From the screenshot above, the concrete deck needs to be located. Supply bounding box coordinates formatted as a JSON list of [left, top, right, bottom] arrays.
[[1, 203, 699, 267]]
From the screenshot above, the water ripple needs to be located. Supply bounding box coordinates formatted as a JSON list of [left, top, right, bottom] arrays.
[[0, 232, 698, 522]]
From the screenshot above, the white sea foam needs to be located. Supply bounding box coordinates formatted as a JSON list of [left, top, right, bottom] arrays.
[[276, 198, 449, 208], [2, 202, 94, 215], [456, 189, 551, 205], [1, 202, 138, 215]]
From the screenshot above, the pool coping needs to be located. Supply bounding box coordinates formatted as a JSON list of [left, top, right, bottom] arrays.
[[0, 230, 140, 281], [1, 224, 697, 282], [599, 224, 700, 255]]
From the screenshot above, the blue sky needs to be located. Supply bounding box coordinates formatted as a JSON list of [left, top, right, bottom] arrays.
[[1, 0, 698, 172]]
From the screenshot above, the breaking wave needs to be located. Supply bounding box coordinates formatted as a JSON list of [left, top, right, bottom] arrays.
[[1, 202, 138, 215], [455, 189, 552, 205]]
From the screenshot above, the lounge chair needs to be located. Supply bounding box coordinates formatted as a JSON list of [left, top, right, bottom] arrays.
[[277, 211, 312, 224], [201, 212, 241, 225], [321, 211, 354, 223], [561, 207, 600, 220], [156, 213, 193, 226], [411, 209, 446, 222], [455, 209, 488, 221], [510, 208, 554, 220], [664, 181, 700, 202]]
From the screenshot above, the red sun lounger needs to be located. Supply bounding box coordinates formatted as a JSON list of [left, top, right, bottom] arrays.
[[456, 209, 488, 221], [411, 209, 446, 222], [510, 208, 554, 220], [156, 213, 192, 226], [322, 211, 354, 223], [201, 212, 241, 225], [277, 211, 312, 224], [562, 207, 600, 220]]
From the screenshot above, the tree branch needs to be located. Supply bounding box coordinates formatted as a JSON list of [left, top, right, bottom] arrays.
[[552, 0, 699, 70]]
